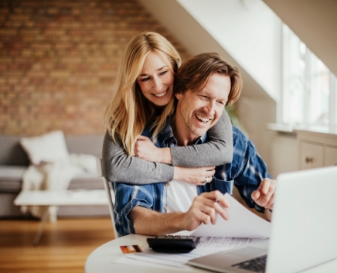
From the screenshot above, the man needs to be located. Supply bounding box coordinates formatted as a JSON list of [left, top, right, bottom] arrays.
[[114, 53, 275, 236]]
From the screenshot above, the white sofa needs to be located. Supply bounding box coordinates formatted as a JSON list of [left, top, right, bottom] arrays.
[[0, 134, 109, 218]]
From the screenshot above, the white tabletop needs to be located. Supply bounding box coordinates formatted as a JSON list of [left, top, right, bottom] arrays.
[[85, 234, 337, 273], [85, 234, 207, 273], [14, 190, 108, 206]]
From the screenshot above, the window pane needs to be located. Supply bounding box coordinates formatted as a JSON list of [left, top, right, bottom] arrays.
[[282, 24, 334, 127], [330, 74, 337, 125], [287, 77, 305, 124], [283, 25, 305, 125], [308, 54, 330, 125], [309, 73, 330, 125]]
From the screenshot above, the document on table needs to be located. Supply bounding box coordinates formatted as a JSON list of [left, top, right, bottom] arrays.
[[190, 193, 271, 238], [114, 193, 271, 270], [115, 237, 260, 270]]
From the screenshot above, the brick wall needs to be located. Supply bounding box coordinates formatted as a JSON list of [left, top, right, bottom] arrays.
[[0, 0, 191, 136]]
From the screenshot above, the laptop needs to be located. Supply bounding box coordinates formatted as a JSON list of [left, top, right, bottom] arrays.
[[188, 166, 337, 273]]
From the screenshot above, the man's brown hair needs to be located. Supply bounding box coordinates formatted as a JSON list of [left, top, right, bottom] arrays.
[[174, 52, 242, 105]]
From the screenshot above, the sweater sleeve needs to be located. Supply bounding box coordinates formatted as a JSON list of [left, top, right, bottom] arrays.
[[102, 131, 174, 184], [170, 110, 233, 167]]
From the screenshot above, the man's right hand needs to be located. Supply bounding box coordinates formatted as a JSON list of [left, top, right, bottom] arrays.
[[181, 190, 230, 231]]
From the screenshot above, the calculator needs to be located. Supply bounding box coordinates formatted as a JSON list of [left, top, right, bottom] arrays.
[[147, 235, 199, 253]]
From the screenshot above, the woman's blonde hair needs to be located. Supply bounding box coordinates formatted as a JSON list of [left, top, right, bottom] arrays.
[[104, 32, 181, 156]]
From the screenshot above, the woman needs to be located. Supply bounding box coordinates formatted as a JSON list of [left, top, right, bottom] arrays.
[[103, 32, 235, 185]]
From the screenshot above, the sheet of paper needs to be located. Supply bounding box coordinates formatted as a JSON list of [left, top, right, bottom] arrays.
[[114, 237, 255, 270], [191, 193, 271, 238]]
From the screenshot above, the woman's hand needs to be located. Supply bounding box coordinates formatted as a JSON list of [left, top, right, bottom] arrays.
[[135, 136, 172, 164], [173, 166, 215, 186]]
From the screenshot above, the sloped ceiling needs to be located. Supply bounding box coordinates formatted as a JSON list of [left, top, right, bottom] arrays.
[[263, 0, 337, 76], [137, 0, 276, 101]]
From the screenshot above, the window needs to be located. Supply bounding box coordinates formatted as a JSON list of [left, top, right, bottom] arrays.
[[282, 25, 337, 127]]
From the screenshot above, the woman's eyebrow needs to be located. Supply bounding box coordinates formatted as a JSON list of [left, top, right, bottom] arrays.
[[157, 65, 168, 71], [139, 73, 149, 77], [139, 66, 168, 77]]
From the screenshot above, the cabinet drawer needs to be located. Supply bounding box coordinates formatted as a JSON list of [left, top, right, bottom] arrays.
[[300, 142, 323, 169], [324, 146, 337, 166]]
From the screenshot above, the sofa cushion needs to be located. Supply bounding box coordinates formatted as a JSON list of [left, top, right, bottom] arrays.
[[20, 130, 70, 165], [0, 166, 26, 182], [69, 153, 97, 174], [0, 193, 23, 216], [0, 166, 26, 193], [65, 134, 104, 157], [68, 174, 104, 190], [0, 136, 29, 166], [0, 181, 22, 193], [0, 166, 26, 192]]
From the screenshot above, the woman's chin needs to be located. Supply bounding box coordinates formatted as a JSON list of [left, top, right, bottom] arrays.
[[152, 100, 170, 107], [150, 94, 172, 107]]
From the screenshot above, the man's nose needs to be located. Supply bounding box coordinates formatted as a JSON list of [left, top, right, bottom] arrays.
[[205, 101, 216, 116], [152, 76, 163, 92]]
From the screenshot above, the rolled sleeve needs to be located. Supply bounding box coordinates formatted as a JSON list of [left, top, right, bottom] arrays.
[[114, 183, 155, 236], [231, 127, 272, 212]]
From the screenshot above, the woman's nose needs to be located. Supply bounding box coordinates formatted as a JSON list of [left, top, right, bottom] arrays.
[[152, 77, 163, 92]]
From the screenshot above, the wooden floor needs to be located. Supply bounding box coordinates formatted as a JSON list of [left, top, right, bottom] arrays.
[[0, 217, 115, 273]]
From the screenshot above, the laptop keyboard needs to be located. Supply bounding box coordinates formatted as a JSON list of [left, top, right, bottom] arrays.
[[232, 255, 267, 273]]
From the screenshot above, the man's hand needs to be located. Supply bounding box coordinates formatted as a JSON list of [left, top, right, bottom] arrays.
[[251, 178, 276, 210], [182, 191, 230, 231], [134, 136, 172, 164]]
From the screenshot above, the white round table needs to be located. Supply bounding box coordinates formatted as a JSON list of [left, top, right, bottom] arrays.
[[85, 234, 207, 273], [85, 234, 337, 273]]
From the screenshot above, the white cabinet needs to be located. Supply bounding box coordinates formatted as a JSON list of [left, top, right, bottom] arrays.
[[299, 141, 324, 169], [324, 146, 337, 166], [268, 124, 337, 175], [269, 133, 298, 177], [297, 130, 337, 170]]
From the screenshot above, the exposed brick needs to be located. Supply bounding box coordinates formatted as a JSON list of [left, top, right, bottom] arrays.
[[20, 29, 40, 36], [0, 29, 17, 36], [31, 43, 52, 50], [44, 29, 66, 36], [49, 71, 70, 78], [0, 0, 191, 136], [26, 71, 47, 78], [19, 1, 41, 7], [0, 8, 10, 14], [9, 14, 31, 21]]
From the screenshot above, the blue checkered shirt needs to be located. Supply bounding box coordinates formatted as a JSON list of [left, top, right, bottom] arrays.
[[113, 118, 271, 236]]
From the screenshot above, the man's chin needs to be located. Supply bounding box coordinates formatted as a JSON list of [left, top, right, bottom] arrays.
[[191, 128, 209, 138]]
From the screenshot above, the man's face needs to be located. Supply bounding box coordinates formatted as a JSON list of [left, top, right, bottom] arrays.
[[175, 73, 231, 144]]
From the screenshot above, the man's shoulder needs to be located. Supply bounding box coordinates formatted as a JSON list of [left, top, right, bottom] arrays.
[[232, 126, 248, 141], [232, 126, 258, 155]]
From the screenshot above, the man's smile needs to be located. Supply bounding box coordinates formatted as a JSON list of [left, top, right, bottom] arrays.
[[195, 113, 212, 124]]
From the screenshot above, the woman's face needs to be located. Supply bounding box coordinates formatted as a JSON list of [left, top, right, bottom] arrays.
[[136, 51, 174, 107]]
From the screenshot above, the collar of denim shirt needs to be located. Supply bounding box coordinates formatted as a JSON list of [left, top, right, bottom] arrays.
[[153, 115, 207, 148]]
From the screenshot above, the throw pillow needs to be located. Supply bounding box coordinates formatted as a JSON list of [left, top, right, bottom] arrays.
[[69, 153, 97, 174], [20, 130, 70, 165]]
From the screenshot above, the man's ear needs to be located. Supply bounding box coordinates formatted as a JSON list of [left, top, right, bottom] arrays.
[[175, 92, 182, 100]]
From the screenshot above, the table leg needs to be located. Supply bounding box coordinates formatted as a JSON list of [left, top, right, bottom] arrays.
[[33, 208, 49, 246]]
